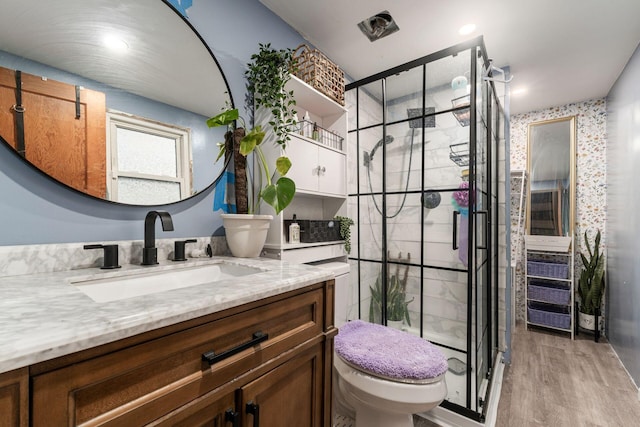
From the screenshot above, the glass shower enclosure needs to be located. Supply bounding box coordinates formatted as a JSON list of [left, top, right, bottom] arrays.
[[344, 36, 503, 422]]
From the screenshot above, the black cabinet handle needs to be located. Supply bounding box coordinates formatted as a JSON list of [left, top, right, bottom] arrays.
[[452, 211, 460, 250], [246, 402, 260, 427], [202, 331, 268, 366], [225, 408, 240, 427]]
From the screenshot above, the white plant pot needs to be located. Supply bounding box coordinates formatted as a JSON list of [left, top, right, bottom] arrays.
[[221, 214, 273, 258], [578, 311, 596, 331], [386, 320, 404, 330]]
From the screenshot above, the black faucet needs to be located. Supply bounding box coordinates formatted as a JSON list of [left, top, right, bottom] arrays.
[[142, 210, 174, 265]]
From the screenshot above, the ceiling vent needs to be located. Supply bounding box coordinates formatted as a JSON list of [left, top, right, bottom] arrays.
[[358, 11, 399, 42]]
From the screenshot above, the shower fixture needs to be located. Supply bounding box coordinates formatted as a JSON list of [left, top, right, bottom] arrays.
[[363, 135, 394, 167], [407, 107, 436, 129], [483, 59, 513, 83], [357, 11, 399, 42]]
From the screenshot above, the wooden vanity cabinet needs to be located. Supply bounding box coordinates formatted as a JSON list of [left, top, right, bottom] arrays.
[[29, 280, 336, 427], [0, 368, 28, 427]]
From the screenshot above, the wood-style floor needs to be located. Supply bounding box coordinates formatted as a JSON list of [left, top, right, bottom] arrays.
[[496, 324, 640, 427]]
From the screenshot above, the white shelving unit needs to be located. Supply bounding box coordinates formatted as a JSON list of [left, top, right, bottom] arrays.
[[524, 235, 574, 339], [257, 75, 348, 263]]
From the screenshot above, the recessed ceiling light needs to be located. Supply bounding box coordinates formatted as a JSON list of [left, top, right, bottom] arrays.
[[511, 87, 528, 96], [459, 24, 476, 36], [103, 35, 129, 53]]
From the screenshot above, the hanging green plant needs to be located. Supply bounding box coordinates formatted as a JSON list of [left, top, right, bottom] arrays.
[[245, 43, 298, 150], [335, 215, 354, 254]]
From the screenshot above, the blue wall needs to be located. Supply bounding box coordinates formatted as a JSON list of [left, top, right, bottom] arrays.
[[0, 0, 305, 245], [606, 41, 640, 386]]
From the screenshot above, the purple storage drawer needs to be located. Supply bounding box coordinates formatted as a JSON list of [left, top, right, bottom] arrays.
[[527, 261, 568, 279], [527, 302, 571, 329], [528, 281, 571, 305]]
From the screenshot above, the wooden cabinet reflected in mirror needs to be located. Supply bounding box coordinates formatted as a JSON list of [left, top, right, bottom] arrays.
[[0, 67, 107, 198], [527, 116, 576, 237], [0, 0, 231, 206]]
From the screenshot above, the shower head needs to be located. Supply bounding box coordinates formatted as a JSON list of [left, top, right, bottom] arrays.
[[365, 135, 394, 166], [407, 107, 436, 129]]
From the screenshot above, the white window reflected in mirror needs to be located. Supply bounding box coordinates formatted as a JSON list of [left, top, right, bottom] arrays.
[[527, 116, 576, 236], [106, 112, 192, 205]]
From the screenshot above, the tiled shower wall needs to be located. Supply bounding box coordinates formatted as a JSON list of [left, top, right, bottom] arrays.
[[509, 98, 607, 322]]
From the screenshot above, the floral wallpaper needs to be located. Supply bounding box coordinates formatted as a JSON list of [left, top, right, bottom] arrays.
[[510, 98, 607, 323]]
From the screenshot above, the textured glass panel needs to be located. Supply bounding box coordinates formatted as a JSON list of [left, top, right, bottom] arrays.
[[422, 189, 469, 270], [346, 87, 358, 132], [384, 121, 423, 193], [358, 126, 384, 195], [358, 260, 383, 325], [425, 49, 471, 115], [117, 128, 177, 177], [386, 193, 421, 259], [423, 111, 471, 190], [358, 192, 383, 262], [421, 266, 468, 349], [385, 66, 424, 125], [357, 81, 383, 129], [117, 177, 180, 205]]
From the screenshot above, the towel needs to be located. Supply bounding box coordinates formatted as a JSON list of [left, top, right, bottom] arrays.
[[213, 168, 236, 213], [335, 320, 447, 381], [458, 210, 468, 267]]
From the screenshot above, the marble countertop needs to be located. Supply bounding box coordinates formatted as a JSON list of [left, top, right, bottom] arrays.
[[0, 257, 333, 374]]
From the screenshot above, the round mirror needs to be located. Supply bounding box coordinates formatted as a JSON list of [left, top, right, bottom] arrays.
[[0, 0, 231, 205]]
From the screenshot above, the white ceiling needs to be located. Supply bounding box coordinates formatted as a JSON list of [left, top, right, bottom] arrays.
[[260, 0, 640, 115]]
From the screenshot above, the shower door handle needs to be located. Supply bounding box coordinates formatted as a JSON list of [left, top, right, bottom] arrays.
[[452, 210, 460, 250], [476, 210, 489, 250]]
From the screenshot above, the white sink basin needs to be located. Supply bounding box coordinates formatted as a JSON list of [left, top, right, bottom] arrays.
[[70, 263, 262, 303]]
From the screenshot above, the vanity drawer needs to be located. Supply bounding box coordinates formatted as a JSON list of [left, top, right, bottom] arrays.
[[31, 285, 326, 426]]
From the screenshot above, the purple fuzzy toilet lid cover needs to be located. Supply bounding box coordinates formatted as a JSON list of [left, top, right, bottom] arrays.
[[334, 320, 448, 381]]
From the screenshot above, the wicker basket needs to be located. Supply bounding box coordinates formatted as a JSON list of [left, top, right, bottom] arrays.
[[528, 281, 571, 305], [528, 302, 571, 329], [292, 44, 345, 105], [527, 261, 568, 279]]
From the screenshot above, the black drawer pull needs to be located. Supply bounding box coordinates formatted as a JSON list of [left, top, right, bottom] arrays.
[[246, 402, 260, 427], [202, 331, 269, 365], [225, 408, 240, 427]]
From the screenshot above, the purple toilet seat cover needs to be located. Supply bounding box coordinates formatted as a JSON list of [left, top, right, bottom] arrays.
[[334, 320, 448, 381]]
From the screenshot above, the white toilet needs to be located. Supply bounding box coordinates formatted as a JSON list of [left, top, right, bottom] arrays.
[[311, 260, 447, 427], [333, 321, 448, 427]]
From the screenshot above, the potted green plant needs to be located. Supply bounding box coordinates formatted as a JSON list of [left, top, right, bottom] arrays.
[[577, 229, 605, 331], [369, 254, 414, 328], [207, 44, 297, 257]]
